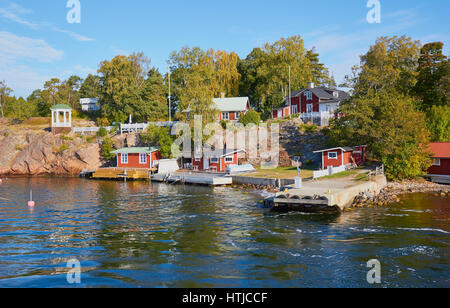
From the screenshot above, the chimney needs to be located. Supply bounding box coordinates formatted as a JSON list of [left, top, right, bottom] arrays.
[[307, 82, 315, 89], [220, 92, 226, 99]]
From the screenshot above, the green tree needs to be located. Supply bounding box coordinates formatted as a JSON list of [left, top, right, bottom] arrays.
[[141, 68, 168, 121], [414, 42, 448, 111], [79, 74, 101, 98], [329, 91, 431, 180], [0, 80, 12, 118], [342, 36, 421, 96], [427, 105, 450, 142], [141, 125, 175, 158]]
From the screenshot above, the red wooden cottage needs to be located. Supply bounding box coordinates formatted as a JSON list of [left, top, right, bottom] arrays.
[[112, 147, 162, 169], [314, 145, 367, 170], [190, 149, 246, 173], [272, 83, 350, 121], [427, 142, 450, 184], [183, 94, 250, 122]]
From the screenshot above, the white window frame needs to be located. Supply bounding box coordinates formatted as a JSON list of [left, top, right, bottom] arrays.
[[235, 112, 240, 120], [307, 104, 313, 113], [225, 156, 234, 163], [195, 158, 201, 162], [121, 153, 128, 164], [210, 157, 219, 164], [328, 152, 338, 160], [139, 153, 147, 164], [306, 91, 313, 101], [222, 112, 229, 120], [292, 105, 298, 115], [432, 158, 441, 166]]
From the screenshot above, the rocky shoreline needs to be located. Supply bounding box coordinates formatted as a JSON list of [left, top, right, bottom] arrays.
[[350, 179, 449, 209]]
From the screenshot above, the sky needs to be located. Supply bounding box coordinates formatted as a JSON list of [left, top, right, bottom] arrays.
[[0, 0, 449, 98]]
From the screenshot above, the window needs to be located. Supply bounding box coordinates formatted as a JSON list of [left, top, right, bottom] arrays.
[[292, 105, 298, 115], [307, 104, 313, 113], [235, 112, 240, 120], [139, 153, 147, 164], [328, 152, 338, 159], [222, 112, 229, 120], [121, 153, 128, 164], [195, 158, 201, 162], [306, 91, 313, 100], [432, 158, 441, 166], [211, 158, 219, 164], [225, 156, 234, 163]]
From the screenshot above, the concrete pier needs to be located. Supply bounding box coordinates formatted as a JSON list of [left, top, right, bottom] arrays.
[[265, 175, 387, 212], [152, 172, 233, 186]]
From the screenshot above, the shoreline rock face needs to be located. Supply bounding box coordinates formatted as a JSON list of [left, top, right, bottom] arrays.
[[350, 180, 449, 208], [0, 131, 102, 176]]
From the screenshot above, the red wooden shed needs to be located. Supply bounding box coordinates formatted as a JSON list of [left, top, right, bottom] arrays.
[[314, 145, 367, 170], [427, 142, 450, 179], [112, 147, 162, 169]]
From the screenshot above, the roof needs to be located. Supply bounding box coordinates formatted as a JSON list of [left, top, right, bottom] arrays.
[[190, 149, 246, 158], [428, 142, 450, 158], [50, 104, 72, 110], [288, 86, 351, 105], [314, 145, 366, 153], [111, 147, 159, 155], [213, 97, 249, 112]]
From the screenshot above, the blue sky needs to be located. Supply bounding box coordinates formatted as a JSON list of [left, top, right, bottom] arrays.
[[1, 0, 449, 98]]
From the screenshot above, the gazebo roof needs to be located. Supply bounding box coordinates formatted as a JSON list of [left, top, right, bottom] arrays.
[[51, 104, 72, 110]]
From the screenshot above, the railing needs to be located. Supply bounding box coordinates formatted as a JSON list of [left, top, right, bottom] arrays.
[[120, 122, 178, 134], [72, 126, 114, 134], [299, 112, 332, 126], [313, 165, 346, 179]]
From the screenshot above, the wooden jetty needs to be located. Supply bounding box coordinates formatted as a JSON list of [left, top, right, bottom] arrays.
[[91, 168, 156, 180]]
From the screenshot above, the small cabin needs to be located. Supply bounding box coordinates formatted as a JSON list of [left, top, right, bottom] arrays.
[[112, 147, 162, 169], [191, 149, 246, 173], [427, 142, 450, 184], [314, 145, 367, 169]]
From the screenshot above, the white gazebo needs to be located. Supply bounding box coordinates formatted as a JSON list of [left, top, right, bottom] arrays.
[[51, 104, 72, 134]]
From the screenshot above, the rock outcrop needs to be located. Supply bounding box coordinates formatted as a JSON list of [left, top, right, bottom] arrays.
[[0, 131, 102, 176]]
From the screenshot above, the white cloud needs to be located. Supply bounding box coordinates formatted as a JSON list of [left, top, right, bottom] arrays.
[[0, 7, 39, 29], [53, 27, 95, 42], [0, 1, 95, 42], [0, 31, 64, 63], [0, 65, 49, 97]]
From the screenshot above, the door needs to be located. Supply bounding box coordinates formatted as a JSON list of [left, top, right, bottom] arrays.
[[307, 104, 313, 114], [203, 157, 209, 170]]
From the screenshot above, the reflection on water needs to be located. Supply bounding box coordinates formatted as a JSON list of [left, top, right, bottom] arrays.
[[0, 178, 448, 287]]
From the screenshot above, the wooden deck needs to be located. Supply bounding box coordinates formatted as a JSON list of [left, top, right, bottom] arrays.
[[92, 168, 156, 180]]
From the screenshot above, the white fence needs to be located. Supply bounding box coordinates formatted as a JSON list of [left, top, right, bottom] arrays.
[[120, 122, 178, 134], [73, 126, 114, 134], [300, 112, 332, 126], [313, 165, 346, 179]]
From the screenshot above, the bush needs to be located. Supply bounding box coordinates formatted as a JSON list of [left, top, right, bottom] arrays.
[[101, 137, 116, 160], [240, 109, 261, 126], [299, 124, 318, 133], [97, 127, 108, 137], [57, 144, 69, 154]]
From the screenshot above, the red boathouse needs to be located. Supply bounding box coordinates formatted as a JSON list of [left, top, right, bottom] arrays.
[[112, 147, 162, 169], [190, 149, 246, 173], [427, 142, 450, 184]]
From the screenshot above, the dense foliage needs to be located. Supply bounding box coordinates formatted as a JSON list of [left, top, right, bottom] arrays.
[[330, 36, 449, 180], [239, 109, 261, 126], [141, 125, 175, 158]]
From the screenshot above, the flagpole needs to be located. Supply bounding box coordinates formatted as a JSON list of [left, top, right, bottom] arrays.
[[168, 66, 172, 123], [289, 65, 292, 119]]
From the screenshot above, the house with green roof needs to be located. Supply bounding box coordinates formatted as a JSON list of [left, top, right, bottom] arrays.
[[184, 94, 250, 122], [111, 147, 162, 169]]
